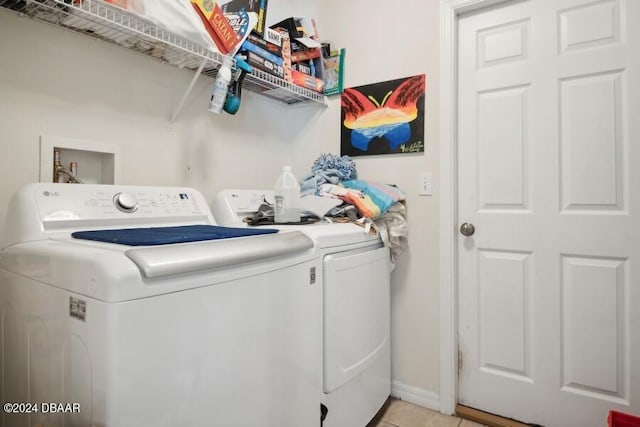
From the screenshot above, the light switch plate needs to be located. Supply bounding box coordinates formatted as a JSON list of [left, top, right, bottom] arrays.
[[419, 172, 432, 196]]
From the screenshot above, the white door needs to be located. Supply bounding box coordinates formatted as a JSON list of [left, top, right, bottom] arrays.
[[457, 0, 639, 426]]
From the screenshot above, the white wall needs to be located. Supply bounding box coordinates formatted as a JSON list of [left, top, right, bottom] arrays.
[[0, 0, 441, 408], [0, 1, 324, 216], [318, 0, 441, 405]]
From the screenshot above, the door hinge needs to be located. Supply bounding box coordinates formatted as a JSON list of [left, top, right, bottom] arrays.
[[458, 349, 463, 375]]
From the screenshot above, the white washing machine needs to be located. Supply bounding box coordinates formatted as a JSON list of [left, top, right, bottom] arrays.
[[0, 183, 322, 427], [214, 189, 392, 427]]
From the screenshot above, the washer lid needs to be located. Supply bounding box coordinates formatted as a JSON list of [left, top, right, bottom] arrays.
[[0, 230, 315, 302], [125, 231, 313, 278]]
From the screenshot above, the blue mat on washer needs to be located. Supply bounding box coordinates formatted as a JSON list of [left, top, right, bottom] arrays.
[[71, 225, 278, 246]]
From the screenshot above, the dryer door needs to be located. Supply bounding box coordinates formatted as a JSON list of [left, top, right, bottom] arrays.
[[323, 245, 391, 393]]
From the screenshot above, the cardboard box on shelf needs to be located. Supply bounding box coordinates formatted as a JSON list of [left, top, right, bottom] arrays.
[[291, 69, 323, 93], [263, 27, 282, 47], [241, 39, 283, 65], [293, 62, 312, 75], [270, 17, 322, 51], [223, 8, 259, 55], [290, 48, 321, 63], [270, 17, 304, 39], [323, 48, 345, 96], [246, 51, 284, 78], [278, 28, 292, 82], [246, 33, 281, 57], [191, 0, 240, 54], [291, 50, 323, 85], [220, 0, 268, 36]]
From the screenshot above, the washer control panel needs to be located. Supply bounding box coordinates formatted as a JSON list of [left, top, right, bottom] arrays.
[[31, 184, 212, 224], [2, 183, 217, 247]]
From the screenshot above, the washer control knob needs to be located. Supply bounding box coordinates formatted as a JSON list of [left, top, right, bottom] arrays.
[[113, 192, 138, 213]]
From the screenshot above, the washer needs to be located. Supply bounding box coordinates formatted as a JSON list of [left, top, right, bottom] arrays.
[[214, 189, 392, 427], [0, 183, 321, 427]]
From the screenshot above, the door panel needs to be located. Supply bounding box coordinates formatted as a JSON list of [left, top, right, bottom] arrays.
[[561, 255, 628, 402], [560, 70, 625, 211], [477, 249, 532, 380], [477, 85, 530, 210], [457, 1, 639, 426]]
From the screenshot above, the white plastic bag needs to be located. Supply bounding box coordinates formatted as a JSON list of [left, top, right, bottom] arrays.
[[63, 0, 218, 55], [128, 0, 218, 53]]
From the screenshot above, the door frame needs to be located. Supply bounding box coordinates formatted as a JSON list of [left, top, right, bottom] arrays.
[[438, 0, 515, 415]]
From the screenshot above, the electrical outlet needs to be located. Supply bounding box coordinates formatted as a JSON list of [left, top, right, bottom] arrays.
[[419, 172, 432, 196]]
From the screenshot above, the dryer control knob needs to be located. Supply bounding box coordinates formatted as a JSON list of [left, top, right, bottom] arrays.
[[113, 192, 138, 213]]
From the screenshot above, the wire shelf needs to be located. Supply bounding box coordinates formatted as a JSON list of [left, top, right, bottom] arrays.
[[1, 0, 326, 107]]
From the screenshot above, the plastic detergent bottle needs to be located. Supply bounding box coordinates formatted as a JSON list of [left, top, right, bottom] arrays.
[[274, 166, 300, 223], [209, 55, 233, 114]]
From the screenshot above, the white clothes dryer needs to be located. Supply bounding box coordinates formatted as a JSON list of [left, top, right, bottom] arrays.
[[0, 183, 321, 427], [214, 189, 392, 427]]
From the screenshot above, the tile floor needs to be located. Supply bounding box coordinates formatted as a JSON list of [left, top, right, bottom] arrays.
[[368, 399, 488, 427]]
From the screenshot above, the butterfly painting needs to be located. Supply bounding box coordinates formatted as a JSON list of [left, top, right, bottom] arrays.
[[341, 74, 426, 156]]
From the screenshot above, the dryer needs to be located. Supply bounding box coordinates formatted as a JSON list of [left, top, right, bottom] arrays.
[[214, 189, 392, 427], [0, 183, 321, 427]]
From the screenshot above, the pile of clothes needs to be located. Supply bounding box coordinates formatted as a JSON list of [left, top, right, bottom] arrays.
[[300, 153, 408, 264]]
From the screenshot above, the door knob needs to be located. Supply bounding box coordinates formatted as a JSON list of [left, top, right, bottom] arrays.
[[460, 222, 475, 236]]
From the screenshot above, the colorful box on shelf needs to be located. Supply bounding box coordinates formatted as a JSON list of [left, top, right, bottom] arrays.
[[291, 70, 323, 93], [270, 17, 305, 39], [191, 0, 239, 54], [269, 17, 324, 86], [263, 27, 283, 48], [278, 28, 292, 82], [246, 52, 284, 79], [293, 62, 312, 75], [323, 48, 345, 96], [271, 17, 322, 51], [291, 48, 321, 63], [241, 39, 283, 66], [221, 0, 268, 37], [291, 49, 323, 84], [240, 26, 292, 82], [246, 33, 281, 57]]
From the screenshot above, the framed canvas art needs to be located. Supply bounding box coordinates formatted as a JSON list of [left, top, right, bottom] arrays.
[[340, 74, 426, 157]]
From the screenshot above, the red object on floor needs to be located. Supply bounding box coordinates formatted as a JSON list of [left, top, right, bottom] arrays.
[[609, 410, 640, 427]]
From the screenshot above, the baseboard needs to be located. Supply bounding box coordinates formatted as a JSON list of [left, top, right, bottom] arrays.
[[390, 380, 440, 412]]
